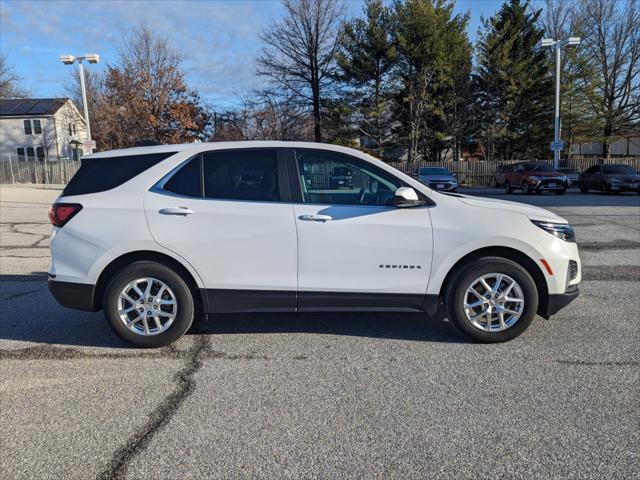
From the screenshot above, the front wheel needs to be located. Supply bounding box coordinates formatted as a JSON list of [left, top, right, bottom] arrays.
[[579, 182, 588, 193], [445, 257, 539, 342], [104, 261, 195, 347], [601, 182, 611, 195], [522, 181, 532, 195], [504, 181, 513, 194]]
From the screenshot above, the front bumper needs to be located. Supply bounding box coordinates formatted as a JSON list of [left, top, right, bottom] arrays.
[[541, 285, 579, 318], [48, 278, 97, 311], [610, 183, 640, 192]]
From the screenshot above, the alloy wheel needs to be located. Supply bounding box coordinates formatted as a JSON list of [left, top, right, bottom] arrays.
[[117, 277, 178, 336], [463, 273, 525, 332]]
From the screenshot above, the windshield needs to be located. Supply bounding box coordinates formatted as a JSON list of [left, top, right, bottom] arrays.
[[534, 163, 555, 172], [420, 167, 450, 175], [603, 165, 636, 174]]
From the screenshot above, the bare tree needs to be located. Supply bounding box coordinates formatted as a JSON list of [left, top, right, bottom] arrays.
[[0, 54, 30, 99], [581, 0, 640, 157], [257, 0, 344, 142]]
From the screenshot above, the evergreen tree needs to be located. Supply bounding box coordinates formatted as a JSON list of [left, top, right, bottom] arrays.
[[474, 0, 553, 160], [336, 0, 397, 158], [392, 0, 471, 162]]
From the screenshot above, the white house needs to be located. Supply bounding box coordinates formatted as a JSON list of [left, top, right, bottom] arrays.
[[0, 98, 88, 162]]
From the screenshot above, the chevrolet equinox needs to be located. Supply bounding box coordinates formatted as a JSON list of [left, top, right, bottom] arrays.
[[48, 142, 581, 347]]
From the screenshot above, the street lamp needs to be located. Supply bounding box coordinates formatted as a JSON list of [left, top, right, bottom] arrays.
[[59, 53, 100, 154], [541, 37, 581, 169]]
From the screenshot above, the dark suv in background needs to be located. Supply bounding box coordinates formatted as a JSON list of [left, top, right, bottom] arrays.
[[579, 164, 640, 195], [504, 162, 568, 195]]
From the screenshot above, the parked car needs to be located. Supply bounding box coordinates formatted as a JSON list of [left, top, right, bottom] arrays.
[[48, 142, 581, 347], [490, 164, 508, 188], [416, 167, 458, 192], [504, 162, 568, 195], [558, 167, 580, 186], [329, 166, 354, 189], [579, 164, 640, 195]]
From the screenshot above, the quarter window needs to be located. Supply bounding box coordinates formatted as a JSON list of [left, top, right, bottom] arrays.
[[163, 157, 202, 197], [295, 150, 401, 206], [203, 149, 279, 202]]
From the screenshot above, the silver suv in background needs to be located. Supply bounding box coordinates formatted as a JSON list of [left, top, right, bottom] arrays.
[[415, 167, 458, 192]]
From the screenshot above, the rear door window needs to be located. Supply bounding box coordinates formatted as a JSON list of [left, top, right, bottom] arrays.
[[63, 152, 176, 196], [203, 149, 280, 202]]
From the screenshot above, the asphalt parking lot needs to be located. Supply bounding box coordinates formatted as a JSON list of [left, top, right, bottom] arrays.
[[1, 185, 638, 480]]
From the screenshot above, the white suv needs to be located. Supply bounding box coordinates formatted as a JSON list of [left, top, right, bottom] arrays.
[[48, 142, 581, 347]]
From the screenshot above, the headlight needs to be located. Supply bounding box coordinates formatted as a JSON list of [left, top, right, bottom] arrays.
[[609, 178, 622, 183], [528, 176, 541, 181], [531, 220, 575, 242], [557, 175, 567, 181]]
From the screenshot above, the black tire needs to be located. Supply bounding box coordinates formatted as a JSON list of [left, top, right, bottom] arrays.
[[104, 261, 195, 347], [491, 177, 497, 188], [579, 182, 588, 193], [554, 189, 566, 195], [444, 257, 539, 343], [600, 182, 610, 195], [522, 181, 532, 195], [504, 181, 512, 194]]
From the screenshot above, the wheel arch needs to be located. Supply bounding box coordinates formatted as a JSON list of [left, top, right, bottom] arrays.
[[92, 250, 207, 315], [439, 246, 549, 317]]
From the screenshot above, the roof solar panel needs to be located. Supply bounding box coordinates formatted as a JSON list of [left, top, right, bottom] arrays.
[[28, 99, 55, 114]]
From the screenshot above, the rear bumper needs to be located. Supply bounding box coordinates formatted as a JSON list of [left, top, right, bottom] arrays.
[[542, 286, 579, 318], [48, 279, 97, 312]]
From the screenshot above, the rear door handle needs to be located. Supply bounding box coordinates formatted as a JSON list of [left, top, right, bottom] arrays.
[[159, 207, 194, 216], [299, 214, 333, 222]]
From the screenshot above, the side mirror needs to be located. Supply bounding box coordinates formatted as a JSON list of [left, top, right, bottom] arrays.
[[394, 187, 425, 208]]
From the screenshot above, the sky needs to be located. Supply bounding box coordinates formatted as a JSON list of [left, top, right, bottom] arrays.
[[1, 0, 503, 108]]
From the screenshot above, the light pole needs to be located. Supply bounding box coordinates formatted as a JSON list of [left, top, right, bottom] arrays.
[[540, 37, 580, 169], [59, 53, 100, 154]]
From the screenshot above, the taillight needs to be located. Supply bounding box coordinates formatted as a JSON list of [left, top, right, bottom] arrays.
[[48, 203, 83, 227]]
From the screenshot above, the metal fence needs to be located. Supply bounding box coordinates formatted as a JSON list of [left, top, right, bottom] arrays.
[[0, 156, 81, 186], [2, 153, 639, 188]]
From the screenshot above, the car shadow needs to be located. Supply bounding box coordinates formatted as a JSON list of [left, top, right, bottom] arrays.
[[0, 273, 464, 348]]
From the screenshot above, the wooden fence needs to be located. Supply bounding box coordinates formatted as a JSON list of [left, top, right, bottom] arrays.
[[391, 157, 640, 187], [1, 155, 639, 188], [0, 159, 81, 185]]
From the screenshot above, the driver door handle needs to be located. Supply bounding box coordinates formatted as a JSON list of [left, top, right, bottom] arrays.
[[159, 207, 194, 216], [299, 214, 333, 222]]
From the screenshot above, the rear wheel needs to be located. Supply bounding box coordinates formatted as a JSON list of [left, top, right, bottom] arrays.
[[600, 182, 610, 195], [522, 181, 532, 195], [579, 182, 588, 193], [445, 257, 538, 342], [104, 261, 195, 347], [504, 181, 513, 194]]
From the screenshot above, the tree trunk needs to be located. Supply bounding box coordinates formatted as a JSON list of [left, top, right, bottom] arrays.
[[311, 78, 322, 143]]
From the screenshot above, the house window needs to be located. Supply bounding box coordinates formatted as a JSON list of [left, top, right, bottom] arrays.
[[68, 123, 72, 136], [26, 147, 35, 160], [36, 147, 45, 160], [24, 120, 32, 135], [72, 148, 80, 161], [33, 119, 42, 134], [73, 124, 77, 134], [16, 147, 26, 160]]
